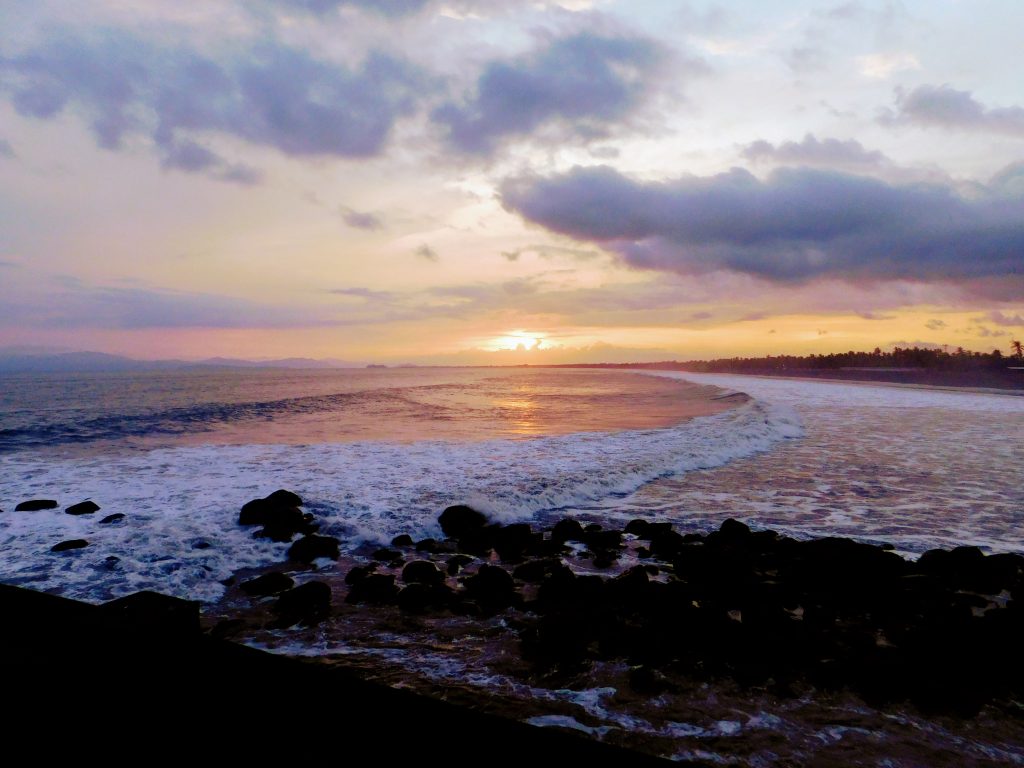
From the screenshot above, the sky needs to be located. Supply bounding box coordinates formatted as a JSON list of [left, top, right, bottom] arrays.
[[0, 0, 1022, 364]]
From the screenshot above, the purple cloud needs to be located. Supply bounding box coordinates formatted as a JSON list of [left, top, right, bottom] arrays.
[[501, 165, 1024, 290], [884, 85, 1024, 135], [742, 134, 888, 169], [0, 29, 428, 180], [432, 32, 668, 155]]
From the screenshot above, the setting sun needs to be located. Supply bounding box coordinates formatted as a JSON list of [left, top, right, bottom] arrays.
[[482, 331, 546, 352]]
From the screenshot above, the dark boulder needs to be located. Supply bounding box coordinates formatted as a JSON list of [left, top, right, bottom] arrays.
[[240, 572, 295, 596], [239, 489, 304, 526], [391, 534, 414, 547], [273, 581, 331, 625], [344, 565, 377, 585], [463, 564, 517, 613], [439, 504, 488, 538], [254, 507, 316, 543], [16, 499, 58, 512], [51, 539, 88, 552], [373, 548, 403, 562], [99, 513, 126, 524], [415, 538, 458, 554], [513, 558, 563, 583], [551, 519, 585, 543], [493, 524, 538, 562], [287, 535, 341, 563], [719, 518, 752, 540], [266, 489, 302, 507], [402, 560, 445, 585], [65, 500, 100, 516]]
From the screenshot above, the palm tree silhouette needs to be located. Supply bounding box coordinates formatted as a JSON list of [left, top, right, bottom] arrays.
[[1012, 340, 1024, 359]]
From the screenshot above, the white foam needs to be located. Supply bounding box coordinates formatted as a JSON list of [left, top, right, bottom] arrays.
[[0, 397, 800, 603]]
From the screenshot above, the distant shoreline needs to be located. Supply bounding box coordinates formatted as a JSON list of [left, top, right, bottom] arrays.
[[665, 368, 1024, 396]]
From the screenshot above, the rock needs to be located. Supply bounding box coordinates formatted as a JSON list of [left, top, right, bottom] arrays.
[[254, 506, 316, 542], [191, 540, 211, 550], [447, 554, 474, 576], [402, 560, 445, 585], [16, 499, 58, 512], [550, 519, 585, 543], [463, 564, 517, 613], [372, 548, 403, 562], [493, 524, 538, 562], [209, 619, 247, 640], [624, 519, 651, 536], [438, 504, 487, 539], [65, 500, 100, 516], [513, 558, 563, 583], [346, 574, 399, 605], [240, 572, 295, 596], [287, 535, 341, 563], [273, 581, 331, 625], [344, 565, 377, 585], [99, 513, 126, 524], [719, 518, 752, 539], [100, 591, 200, 636], [415, 538, 458, 554], [51, 539, 88, 552], [238, 489, 304, 527], [391, 534, 414, 547]]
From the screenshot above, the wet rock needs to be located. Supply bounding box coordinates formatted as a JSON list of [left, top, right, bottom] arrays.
[[447, 554, 474, 576], [373, 548, 403, 562], [99, 513, 126, 524], [287, 535, 341, 563], [391, 534, 414, 547], [550, 519, 585, 543], [513, 558, 563, 583], [254, 507, 317, 543], [346, 574, 399, 605], [239, 489, 305, 528], [718, 518, 752, 540], [65, 500, 100, 516], [624, 519, 651, 536], [402, 560, 445, 586], [398, 583, 455, 614], [493, 524, 538, 562], [463, 564, 518, 613], [438, 504, 487, 539], [415, 538, 458, 554], [345, 565, 377, 585], [273, 581, 331, 625], [191, 540, 212, 550], [51, 539, 88, 552], [16, 499, 58, 512], [240, 572, 295, 596]]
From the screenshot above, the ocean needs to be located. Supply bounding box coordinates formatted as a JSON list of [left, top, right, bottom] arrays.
[[2, 366, 1023, 764]]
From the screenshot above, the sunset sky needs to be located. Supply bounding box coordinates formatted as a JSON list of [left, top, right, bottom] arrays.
[[1, 0, 1022, 364]]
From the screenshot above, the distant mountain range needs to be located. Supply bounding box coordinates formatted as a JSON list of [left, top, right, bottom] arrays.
[[0, 348, 364, 373]]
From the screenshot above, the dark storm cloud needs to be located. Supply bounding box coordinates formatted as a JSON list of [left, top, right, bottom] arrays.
[[0, 29, 428, 180], [883, 85, 1024, 135], [500, 165, 1024, 288], [742, 134, 888, 169], [432, 32, 668, 155]]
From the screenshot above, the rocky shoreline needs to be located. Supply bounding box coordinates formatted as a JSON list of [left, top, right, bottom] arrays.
[[215, 491, 1024, 720]]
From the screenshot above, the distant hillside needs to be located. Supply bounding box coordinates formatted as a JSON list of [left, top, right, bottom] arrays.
[[0, 349, 362, 373]]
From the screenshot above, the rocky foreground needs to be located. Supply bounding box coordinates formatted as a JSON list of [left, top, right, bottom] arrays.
[[222, 491, 1024, 720]]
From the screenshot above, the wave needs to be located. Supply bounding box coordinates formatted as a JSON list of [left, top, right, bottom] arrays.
[[0, 396, 801, 603]]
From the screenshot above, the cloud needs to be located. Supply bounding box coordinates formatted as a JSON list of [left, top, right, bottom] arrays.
[[883, 85, 1024, 135], [975, 327, 1007, 338], [500, 165, 1024, 292], [924, 318, 946, 330], [0, 29, 428, 180], [431, 32, 669, 155], [857, 52, 919, 79], [0, 138, 14, 158], [270, 0, 431, 16], [742, 134, 888, 169], [340, 207, 384, 230], [985, 311, 1024, 327], [414, 243, 439, 261]]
